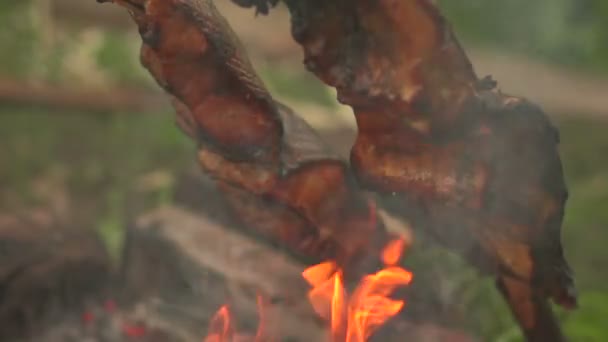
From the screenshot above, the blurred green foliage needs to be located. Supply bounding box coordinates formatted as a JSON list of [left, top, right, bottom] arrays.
[[0, 0, 607, 340], [563, 291, 608, 341], [439, 0, 608, 74], [259, 64, 338, 108], [95, 31, 152, 86], [0, 106, 193, 261], [0, 1, 37, 77]]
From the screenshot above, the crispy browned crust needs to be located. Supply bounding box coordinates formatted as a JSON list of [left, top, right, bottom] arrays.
[[284, 0, 476, 127], [279, 0, 574, 298]]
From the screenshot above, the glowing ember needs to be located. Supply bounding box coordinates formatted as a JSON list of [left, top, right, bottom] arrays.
[[303, 238, 413, 342], [203, 296, 267, 342]]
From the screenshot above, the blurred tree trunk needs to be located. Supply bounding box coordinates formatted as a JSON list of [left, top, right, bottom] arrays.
[[0, 77, 166, 113]]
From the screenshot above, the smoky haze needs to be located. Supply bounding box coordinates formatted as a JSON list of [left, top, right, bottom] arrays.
[[0, 0, 606, 341]]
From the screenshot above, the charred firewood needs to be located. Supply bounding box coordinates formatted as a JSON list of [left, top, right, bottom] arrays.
[[237, 0, 577, 340], [96, 0, 390, 280], [122, 206, 326, 341], [0, 216, 110, 341], [119, 205, 475, 342]]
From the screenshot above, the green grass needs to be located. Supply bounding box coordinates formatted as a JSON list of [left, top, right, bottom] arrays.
[[552, 117, 608, 342], [0, 105, 193, 261], [558, 117, 608, 293]]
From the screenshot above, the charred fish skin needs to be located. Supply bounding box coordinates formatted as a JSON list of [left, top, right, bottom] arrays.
[[98, 0, 576, 339], [463, 94, 576, 309], [102, 0, 389, 277], [228, 0, 577, 338], [231, 0, 279, 15], [251, 0, 578, 310]]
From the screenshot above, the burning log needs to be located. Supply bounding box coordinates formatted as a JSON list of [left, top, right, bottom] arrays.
[[230, 0, 577, 340], [122, 206, 327, 341], [0, 201, 467, 341], [0, 77, 166, 114], [122, 205, 473, 341]]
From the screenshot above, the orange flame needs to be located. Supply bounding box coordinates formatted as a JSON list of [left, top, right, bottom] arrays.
[[204, 305, 233, 342], [381, 238, 406, 266], [303, 238, 413, 342], [203, 296, 268, 342], [204, 197, 412, 342]]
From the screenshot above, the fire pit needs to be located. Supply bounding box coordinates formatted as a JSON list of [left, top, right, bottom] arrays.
[[204, 236, 413, 342]]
